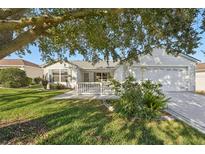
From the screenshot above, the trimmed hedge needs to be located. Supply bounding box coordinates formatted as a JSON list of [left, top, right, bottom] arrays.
[[34, 77, 42, 84], [50, 83, 67, 90]]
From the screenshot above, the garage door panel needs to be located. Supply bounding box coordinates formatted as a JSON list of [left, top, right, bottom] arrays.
[[132, 67, 189, 91]]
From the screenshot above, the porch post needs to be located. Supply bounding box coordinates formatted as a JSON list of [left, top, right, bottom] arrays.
[[47, 69, 51, 90], [76, 83, 79, 95], [59, 69, 61, 83], [100, 82, 103, 96]]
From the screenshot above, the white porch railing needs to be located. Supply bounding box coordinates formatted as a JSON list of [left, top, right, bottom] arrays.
[[76, 82, 114, 95]]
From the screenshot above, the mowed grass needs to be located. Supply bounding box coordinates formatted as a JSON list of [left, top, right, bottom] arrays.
[[0, 88, 205, 144]]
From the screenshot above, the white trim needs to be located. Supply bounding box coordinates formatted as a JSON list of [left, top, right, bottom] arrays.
[[180, 54, 200, 63], [82, 68, 116, 71]]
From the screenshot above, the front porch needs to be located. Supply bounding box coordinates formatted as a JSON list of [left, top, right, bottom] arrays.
[[45, 66, 116, 91], [76, 81, 114, 95]]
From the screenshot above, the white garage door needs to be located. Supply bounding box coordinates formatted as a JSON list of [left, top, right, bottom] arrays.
[[132, 66, 189, 91]]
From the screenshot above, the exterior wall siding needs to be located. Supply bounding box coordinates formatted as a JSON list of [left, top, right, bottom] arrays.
[[114, 65, 125, 82], [43, 62, 79, 88], [113, 48, 197, 91]]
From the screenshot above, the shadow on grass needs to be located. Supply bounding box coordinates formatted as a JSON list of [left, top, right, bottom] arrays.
[[0, 100, 112, 144], [0, 90, 64, 112], [119, 119, 164, 145], [0, 97, 167, 145], [1, 95, 204, 144]]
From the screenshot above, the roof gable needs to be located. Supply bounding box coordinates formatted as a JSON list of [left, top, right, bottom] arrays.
[[43, 60, 119, 70], [131, 48, 199, 66], [70, 61, 119, 70]]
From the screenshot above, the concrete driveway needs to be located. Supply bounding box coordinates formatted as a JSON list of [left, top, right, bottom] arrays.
[[166, 92, 205, 134]]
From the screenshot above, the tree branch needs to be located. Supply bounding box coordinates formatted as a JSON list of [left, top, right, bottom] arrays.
[[0, 9, 125, 59], [0, 27, 43, 59], [0, 9, 27, 19], [0, 9, 124, 31]]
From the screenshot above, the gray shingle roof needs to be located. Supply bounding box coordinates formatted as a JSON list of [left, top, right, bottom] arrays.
[[70, 60, 119, 69]]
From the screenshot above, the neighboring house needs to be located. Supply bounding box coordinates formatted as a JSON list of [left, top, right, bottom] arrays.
[[196, 63, 205, 91], [0, 59, 43, 78], [43, 48, 199, 94]]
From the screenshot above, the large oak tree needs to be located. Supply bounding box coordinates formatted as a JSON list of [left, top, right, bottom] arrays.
[[0, 8, 204, 63]]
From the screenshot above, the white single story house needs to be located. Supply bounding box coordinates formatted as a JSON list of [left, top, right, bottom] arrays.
[[0, 59, 43, 79], [196, 63, 205, 91], [43, 48, 199, 94]]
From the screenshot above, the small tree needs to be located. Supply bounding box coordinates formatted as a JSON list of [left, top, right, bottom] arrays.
[[0, 68, 30, 88]]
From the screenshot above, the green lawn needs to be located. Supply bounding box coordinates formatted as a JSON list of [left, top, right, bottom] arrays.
[[0, 88, 205, 144]]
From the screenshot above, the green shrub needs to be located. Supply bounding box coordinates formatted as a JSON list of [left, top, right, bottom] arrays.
[[41, 79, 48, 89], [0, 68, 30, 88], [50, 83, 67, 90], [34, 77, 42, 84], [0, 68, 26, 87], [110, 76, 168, 120], [26, 77, 33, 86], [142, 92, 168, 118], [119, 88, 143, 118], [0, 69, 2, 84]]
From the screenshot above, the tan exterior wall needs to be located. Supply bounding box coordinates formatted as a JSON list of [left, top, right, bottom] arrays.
[[196, 72, 205, 91], [23, 66, 43, 78]]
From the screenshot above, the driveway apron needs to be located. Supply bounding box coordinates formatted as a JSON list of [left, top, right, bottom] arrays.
[[166, 92, 205, 134]]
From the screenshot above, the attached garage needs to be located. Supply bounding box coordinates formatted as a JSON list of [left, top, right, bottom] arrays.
[[130, 66, 189, 91], [116, 48, 199, 92]]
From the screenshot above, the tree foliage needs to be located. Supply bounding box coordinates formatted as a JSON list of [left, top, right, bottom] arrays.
[[0, 68, 31, 88], [0, 8, 204, 63]]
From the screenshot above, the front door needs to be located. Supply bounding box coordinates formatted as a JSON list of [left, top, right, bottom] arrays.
[[84, 73, 89, 82]]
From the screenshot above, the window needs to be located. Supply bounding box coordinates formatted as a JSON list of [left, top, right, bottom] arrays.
[[52, 69, 60, 82], [95, 73, 101, 82], [61, 69, 68, 82], [94, 72, 109, 82], [51, 69, 69, 82], [84, 73, 89, 82], [102, 73, 108, 81]]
